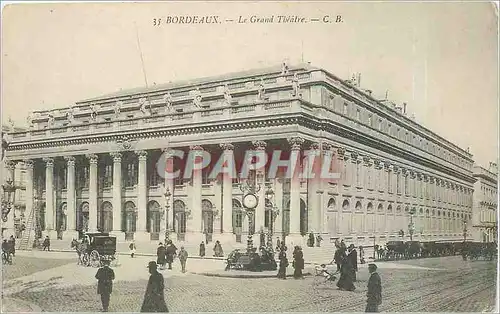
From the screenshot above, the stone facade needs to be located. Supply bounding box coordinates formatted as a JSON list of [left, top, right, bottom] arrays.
[[471, 164, 498, 242], [3, 64, 476, 245]]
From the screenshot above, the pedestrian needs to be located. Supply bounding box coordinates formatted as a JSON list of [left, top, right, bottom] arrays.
[[315, 234, 323, 247], [359, 246, 366, 264], [292, 246, 304, 279], [129, 240, 136, 258], [365, 263, 382, 312], [213, 240, 224, 257], [275, 237, 281, 251], [95, 259, 115, 312], [141, 261, 169, 312], [336, 250, 356, 292], [334, 247, 345, 273], [340, 239, 346, 250], [156, 243, 167, 270], [42, 236, 50, 251], [178, 246, 188, 273], [165, 241, 177, 270], [277, 250, 288, 279], [307, 232, 315, 247], [199, 241, 205, 257], [348, 244, 358, 282], [8, 235, 15, 257]]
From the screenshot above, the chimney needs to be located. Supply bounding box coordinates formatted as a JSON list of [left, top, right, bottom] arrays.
[[403, 103, 407, 115], [357, 73, 361, 88]]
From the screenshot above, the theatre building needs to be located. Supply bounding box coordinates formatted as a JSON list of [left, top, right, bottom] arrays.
[[3, 63, 475, 246]]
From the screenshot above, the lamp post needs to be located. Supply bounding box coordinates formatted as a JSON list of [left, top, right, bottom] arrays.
[[408, 207, 416, 241], [163, 185, 171, 242]]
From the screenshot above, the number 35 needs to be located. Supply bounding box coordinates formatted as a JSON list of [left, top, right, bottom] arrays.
[[153, 18, 162, 26]]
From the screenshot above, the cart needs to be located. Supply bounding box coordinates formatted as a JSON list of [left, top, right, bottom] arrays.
[[83, 233, 117, 268]]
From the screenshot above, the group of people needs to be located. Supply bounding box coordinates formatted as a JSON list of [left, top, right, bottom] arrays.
[[276, 242, 305, 279], [2, 235, 16, 264], [198, 240, 224, 257], [95, 259, 169, 312]]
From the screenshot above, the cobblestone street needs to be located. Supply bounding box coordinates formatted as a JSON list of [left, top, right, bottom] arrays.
[[2, 251, 497, 312]]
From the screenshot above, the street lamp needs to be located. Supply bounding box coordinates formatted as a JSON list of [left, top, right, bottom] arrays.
[[2, 178, 16, 223], [408, 207, 416, 241], [163, 185, 172, 241]]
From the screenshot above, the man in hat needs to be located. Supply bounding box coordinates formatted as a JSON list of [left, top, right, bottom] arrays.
[[141, 261, 168, 312], [95, 259, 115, 312], [366, 263, 382, 312]]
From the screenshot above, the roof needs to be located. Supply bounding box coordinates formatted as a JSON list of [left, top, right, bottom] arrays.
[[78, 63, 319, 103]]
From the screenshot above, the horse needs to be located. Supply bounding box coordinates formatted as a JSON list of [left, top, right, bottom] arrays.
[[71, 239, 88, 266]]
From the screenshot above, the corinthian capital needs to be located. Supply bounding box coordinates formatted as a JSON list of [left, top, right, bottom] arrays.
[[24, 159, 34, 169], [64, 156, 76, 167], [43, 157, 54, 167], [4, 160, 16, 170], [220, 143, 234, 151], [110, 152, 122, 162], [135, 150, 148, 160], [86, 154, 98, 164], [287, 137, 304, 151], [252, 140, 267, 151]]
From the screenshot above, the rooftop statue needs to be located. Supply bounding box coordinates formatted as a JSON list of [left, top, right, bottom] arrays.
[[281, 62, 289, 75], [90, 104, 100, 121], [257, 79, 266, 101], [163, 93, 173, 112], [223, 84, 232, 105], [139, 98, 151, 116], [47, 114, 55, 127], [66, 108, 76, 125], [193, 89, 202, 108], [114, 101, 122, 118], [291, 73, 300, 97]]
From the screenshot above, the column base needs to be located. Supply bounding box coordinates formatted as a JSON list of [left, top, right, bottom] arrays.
[[134, 231, 151, 243], [110, 231, 126, 242], [62, 230, 80, 241]]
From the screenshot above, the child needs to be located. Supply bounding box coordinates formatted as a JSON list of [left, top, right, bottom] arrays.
[[316, 264, 336, 281]]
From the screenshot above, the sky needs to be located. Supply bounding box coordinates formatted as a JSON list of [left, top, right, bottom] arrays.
[[1, 2, 498, 167]]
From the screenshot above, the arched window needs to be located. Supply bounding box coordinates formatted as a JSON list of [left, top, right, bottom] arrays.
[[355, 201, 362, 211], [77, 202, 89, 232], [367, 202, 374, 212], [147, 200, 161, 237], [342, 200, 350, 211], [202, 199, 214, 235], [300, 199, 308, 235], [396, 205, 402, 213], [438, 210, 441, 217], [377, 204, 384, 212], [173, 200, 187, 233], [232, 199, 243, 229], [387, 205, 393, 213], [405, 206, 409, 213], [123, 201, 137, 234], [99, 201, 113, 233], [327, 198, 336, 211]]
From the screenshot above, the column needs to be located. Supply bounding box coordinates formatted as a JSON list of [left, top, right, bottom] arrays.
[[188, 145, 203, 240], [288, 137, 304, 237], [162, 148, 175, 234], [110, 152, 122, 234], [320, 143, 335, 235], [87, 154, 98, 233], [274, 175, 284, 236], [42, 158, 55, 236], [306, 142, 320, 234], [25, 160, 34, 233], [64, 156, 76, 232], [220, 143, 234, 236], [136, 150, 148, 240], [253, 140, 267, 236], [336, 148, 346, 234]]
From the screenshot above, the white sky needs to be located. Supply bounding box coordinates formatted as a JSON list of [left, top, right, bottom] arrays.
[[1, 2, 498, 167]]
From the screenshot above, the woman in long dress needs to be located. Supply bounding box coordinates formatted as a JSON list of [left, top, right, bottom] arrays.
[[141, 261, 168, 312]]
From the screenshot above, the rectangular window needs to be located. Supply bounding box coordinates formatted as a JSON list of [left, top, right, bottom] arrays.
[[388, 171, 392, 193], [404, 175, 409, 195], [343, 103, 349, 115], [356, 162, 361, 186], [396, 172, 401, 194], [368, 114, 372, 126], [379, 119, 383, 131], [356, 109, 360, 121]]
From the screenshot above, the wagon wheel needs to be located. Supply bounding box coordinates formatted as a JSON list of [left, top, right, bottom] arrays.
[[90, 250, 101, 268]]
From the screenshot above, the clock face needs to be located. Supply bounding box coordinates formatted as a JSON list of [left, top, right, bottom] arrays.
[[243, 193, 258, 209]]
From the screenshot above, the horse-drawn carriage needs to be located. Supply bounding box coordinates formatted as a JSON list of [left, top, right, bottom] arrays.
[[225, 247, 277, 272], [72, 232, 117, 267]]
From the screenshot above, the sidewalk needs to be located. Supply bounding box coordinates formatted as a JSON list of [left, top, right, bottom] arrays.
[[1, 297, 42, 313]]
